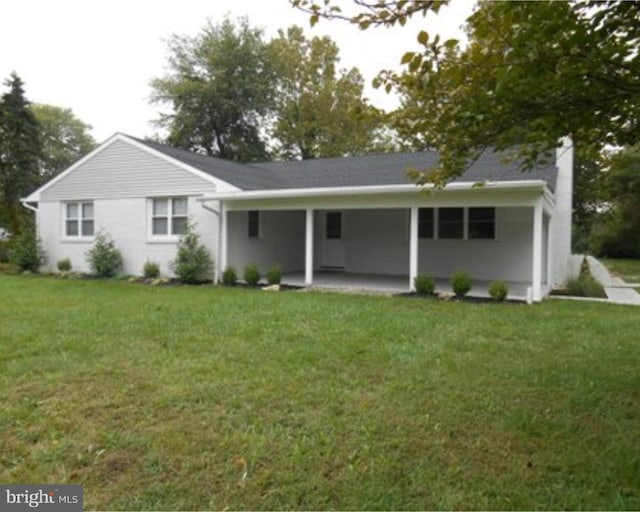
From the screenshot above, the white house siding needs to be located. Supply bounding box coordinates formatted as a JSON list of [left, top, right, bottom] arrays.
[[227, 210, 305, 274], [419, 207, 533, 282], [551, 137, 573, 287], [39, 139, 225, 202], [329, 209, 409, 275], [38, 196, 219, 276]]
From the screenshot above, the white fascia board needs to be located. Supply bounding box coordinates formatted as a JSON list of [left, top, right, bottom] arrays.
[[198, 180, 548, 203], [22, 132, 241, 203]]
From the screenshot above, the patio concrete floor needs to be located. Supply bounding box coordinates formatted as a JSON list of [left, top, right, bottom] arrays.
[[281, 271, 533, 301]]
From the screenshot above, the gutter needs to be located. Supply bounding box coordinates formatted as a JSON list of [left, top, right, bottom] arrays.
[[20, 199, 38, 212], [197, 180, 549, 203]]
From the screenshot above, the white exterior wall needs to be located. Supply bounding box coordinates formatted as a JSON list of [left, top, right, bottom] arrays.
[[34, 136, 228, 276], [227, 210, 305, 274], [334, 209, 409, 275], [551, 137, 574, 286], [38, 197, 218, 276]]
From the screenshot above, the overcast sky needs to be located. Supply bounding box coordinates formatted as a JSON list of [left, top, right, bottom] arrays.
[[0, 0, 475, 143]]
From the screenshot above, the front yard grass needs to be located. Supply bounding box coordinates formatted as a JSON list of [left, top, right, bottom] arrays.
[[1, 276, 639, 510]]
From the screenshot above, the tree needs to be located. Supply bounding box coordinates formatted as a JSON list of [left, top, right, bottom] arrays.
[[294, 1, 640, 184], [589, 146, 640, 258], [30, 104, 96, 182], [0, 73, 42, 233], [150, 17, 278, 162], [269, 26, 390, 159]]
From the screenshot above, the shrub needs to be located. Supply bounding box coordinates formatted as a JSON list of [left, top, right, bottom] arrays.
[[243, 263, 261, 286], [143, 260, 160, 279], [266, 264, 282, 285], [57, 258, 72, 272], [451, 270, 472, 298], [86, 232, 123, 277], [9, 225, 47, 272], [222, 266, 237, 286], [488, 280, 508, 301], [414, 273, 435, 295], [172, 224, 214, 284], [0, 239, 10, 263], [564, 258, 606, 298]]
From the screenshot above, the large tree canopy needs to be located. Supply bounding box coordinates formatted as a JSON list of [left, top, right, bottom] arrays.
[[151, 18, 394, 163], [0, 73, 42, 233], [151, 17, 278, 162], [30, 104, 96, 182], [269, 26, 388, 159], [589, 146, 640, 258], [294, 0, 640, 185]]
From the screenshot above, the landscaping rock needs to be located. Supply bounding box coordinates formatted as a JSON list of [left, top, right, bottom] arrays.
[[262, 284, 280, 292]]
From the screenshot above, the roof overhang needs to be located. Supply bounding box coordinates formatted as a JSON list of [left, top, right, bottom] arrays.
[[198, 180, 551, 203]]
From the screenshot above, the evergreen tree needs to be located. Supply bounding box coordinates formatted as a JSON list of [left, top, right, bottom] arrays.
[[0, 73, 42, 233]]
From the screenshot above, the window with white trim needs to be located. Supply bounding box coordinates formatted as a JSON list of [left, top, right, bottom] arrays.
[[418, 208, 434, 239], [65, 201, 94, 237], [468, 207, 496, 239], [438, 207, 464, 239], [151, 197, 188, 236], [248, 210, 260, 238]]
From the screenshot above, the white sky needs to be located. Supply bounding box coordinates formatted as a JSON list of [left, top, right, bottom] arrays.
[[0, 0, 475, 143]]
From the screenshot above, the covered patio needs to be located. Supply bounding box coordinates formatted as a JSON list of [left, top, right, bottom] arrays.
[[281, 270, 532, 300]]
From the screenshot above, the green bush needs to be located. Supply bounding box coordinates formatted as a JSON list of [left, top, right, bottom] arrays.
[[86, 232, 123, 278], [564, 257, 607, 298], [243, 263, 261, 287], [222, 266, 237, 286], [488, 280, 508, 301], [0, 262, 18, 274], [143, 260, 160, 279], [57, 258, 72, 272], [172, 224, 214, 284], [451, 270, 472, 298], [266, 264, 282, 285], [0, 239, 10, 263], [9, 225, 47, 272], [414, 273, 435, 295]]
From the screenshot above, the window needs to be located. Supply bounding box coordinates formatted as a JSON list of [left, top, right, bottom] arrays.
[[326, 212, 342, 239], [438, 207, 464, 239], [65, 201, 94, 237], [418, 208, 434, 239], [248, 210, 260, 238], [151, 197, 188, 236], [468, 207, 496, 239]]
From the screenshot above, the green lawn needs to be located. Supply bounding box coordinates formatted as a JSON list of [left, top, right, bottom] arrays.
[[1, 276, 639, 510], [601, 257, 640, 283]]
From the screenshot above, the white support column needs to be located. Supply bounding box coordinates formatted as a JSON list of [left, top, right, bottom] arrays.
[[546, 213, 554, 294], [409, 206, 419, 291], [305, 208, 314, 286], [220, 203, 228, 276], [532, 198, 544, 302]]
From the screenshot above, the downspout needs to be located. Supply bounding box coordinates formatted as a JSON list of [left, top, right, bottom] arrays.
[[200, 199, 222, 285]]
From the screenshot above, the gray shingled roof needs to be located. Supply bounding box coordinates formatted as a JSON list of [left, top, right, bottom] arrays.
[[133, 136, 557, 192]]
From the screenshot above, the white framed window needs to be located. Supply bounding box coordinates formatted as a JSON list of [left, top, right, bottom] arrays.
[[64, 201, 94, 238], [248, 210, 260, 238], [150, 197, 188, 237], [468, 207, 496, 239], [438, 207, 464, 239]]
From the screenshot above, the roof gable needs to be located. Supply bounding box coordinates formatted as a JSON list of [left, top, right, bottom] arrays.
[[25, 134, 240, 202]]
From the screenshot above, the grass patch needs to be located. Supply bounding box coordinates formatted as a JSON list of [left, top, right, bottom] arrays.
[[1, 276, 639, 510], [601, 257, 640, 283]]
